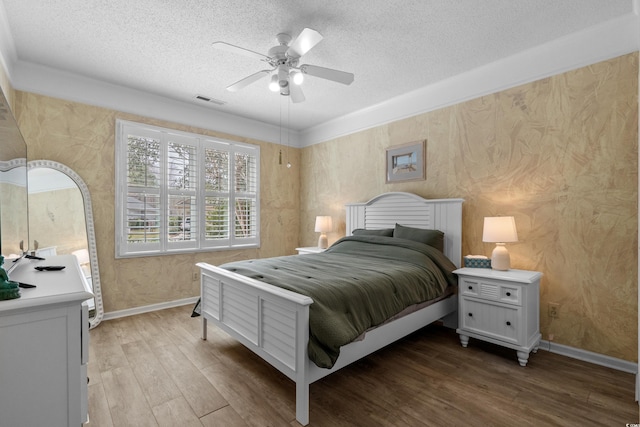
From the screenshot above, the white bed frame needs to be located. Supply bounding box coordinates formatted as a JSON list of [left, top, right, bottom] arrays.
[[197, 192, 464, 425]]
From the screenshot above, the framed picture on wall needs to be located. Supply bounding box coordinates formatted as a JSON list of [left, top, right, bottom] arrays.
[[385, 140, 426, 183]]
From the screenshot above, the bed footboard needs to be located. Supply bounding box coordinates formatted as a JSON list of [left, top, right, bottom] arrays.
[[197, 261, 457, 425], [197, 262, 314, 425]]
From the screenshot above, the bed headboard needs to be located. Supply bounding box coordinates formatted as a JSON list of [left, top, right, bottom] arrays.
[[345, 192, 464, 268]]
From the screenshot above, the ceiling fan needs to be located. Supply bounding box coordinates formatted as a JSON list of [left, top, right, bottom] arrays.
[[212, 28, 354, 103]]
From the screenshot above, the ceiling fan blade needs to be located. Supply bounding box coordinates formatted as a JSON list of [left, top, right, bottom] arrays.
[[287, 28, 323, 58], [212, 41, 270, 61], [226, 70, 271, 92], [289, 83, 305, 103], [300, 64, 354, 85]]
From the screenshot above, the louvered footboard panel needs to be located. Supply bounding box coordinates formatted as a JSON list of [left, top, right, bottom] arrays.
[[201, 274, 220, 319], [198, 263, 312, 381], [221, 281, 259, 344], [261, 299, 297, 371]]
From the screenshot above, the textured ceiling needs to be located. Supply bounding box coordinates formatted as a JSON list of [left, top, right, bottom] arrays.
[[0, 0, 633, 131]]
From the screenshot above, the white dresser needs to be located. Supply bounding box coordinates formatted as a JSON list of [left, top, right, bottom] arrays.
[[0, 255, 93, 426], [454, 267, 542, 367]]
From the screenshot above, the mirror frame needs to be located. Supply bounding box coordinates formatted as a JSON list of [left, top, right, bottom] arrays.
[[0, 157, 26, 170], [28, 159, 103, 328]]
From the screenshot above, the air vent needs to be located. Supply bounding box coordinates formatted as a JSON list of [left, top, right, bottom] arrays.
[[195, 95, 226, 105]]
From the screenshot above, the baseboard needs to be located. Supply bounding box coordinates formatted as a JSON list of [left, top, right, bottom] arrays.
[[539, 339, 637, 374], [102, 296, 199, 321]]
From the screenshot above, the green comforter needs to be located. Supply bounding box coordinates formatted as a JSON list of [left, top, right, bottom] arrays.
[[221, 235, 458, 368]]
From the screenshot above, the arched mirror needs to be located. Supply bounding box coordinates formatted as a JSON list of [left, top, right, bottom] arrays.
[[27, 160, 103, 328]]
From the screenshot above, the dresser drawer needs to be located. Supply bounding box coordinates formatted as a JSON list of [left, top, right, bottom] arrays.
[[459, 277, 521, 306], [460, 298, 519, 345]]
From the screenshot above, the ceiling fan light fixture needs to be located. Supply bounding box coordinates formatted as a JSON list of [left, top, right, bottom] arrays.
[[291, 70, 304, 85], [268, 74, 279, 92]]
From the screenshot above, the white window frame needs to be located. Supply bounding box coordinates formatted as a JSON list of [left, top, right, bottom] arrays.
[[115, 119, 260, 258]]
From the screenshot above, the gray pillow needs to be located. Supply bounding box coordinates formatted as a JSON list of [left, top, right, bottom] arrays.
[[352, 228, 394, 237], [394, 223, 444, 252]]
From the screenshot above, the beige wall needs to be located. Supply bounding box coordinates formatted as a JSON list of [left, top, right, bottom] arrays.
[[14, 93, 301, 312], [300, 53, 638, 362]]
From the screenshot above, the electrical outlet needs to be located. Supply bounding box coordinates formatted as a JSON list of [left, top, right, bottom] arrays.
[[192, 271, 199, 282], [548, 302, 559, 319]]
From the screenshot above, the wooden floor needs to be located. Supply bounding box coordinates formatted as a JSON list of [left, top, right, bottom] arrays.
[[87, 305, 638, 426]]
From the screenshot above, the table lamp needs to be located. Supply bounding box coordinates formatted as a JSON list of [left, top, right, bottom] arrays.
[[314, 216, 332, 249], [482, 216, 518, 270]]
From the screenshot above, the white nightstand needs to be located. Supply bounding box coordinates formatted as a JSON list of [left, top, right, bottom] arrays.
[[454, 267, 542, 366], [295, 247, 326, 255]]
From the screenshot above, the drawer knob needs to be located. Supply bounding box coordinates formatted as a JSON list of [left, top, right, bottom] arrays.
[[468, 285, 472, 290], [468, 313, 473, 317], [506, 321, 511, 326], [506, 292, 511, 297]]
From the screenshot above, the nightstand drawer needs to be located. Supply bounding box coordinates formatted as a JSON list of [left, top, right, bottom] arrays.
[[460, 277, 480, 296], [459, 277, 521, 305], [500, 286, 520, 304], [460, 299, 519, 344]]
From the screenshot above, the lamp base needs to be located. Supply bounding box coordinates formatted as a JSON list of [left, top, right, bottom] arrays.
[[318, 233, 328, 249], [491, 243, 511, 270]]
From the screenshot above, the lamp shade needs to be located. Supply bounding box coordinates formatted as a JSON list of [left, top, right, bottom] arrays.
[[482, 216, 518, 243], [314, 216, 332, 233]]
